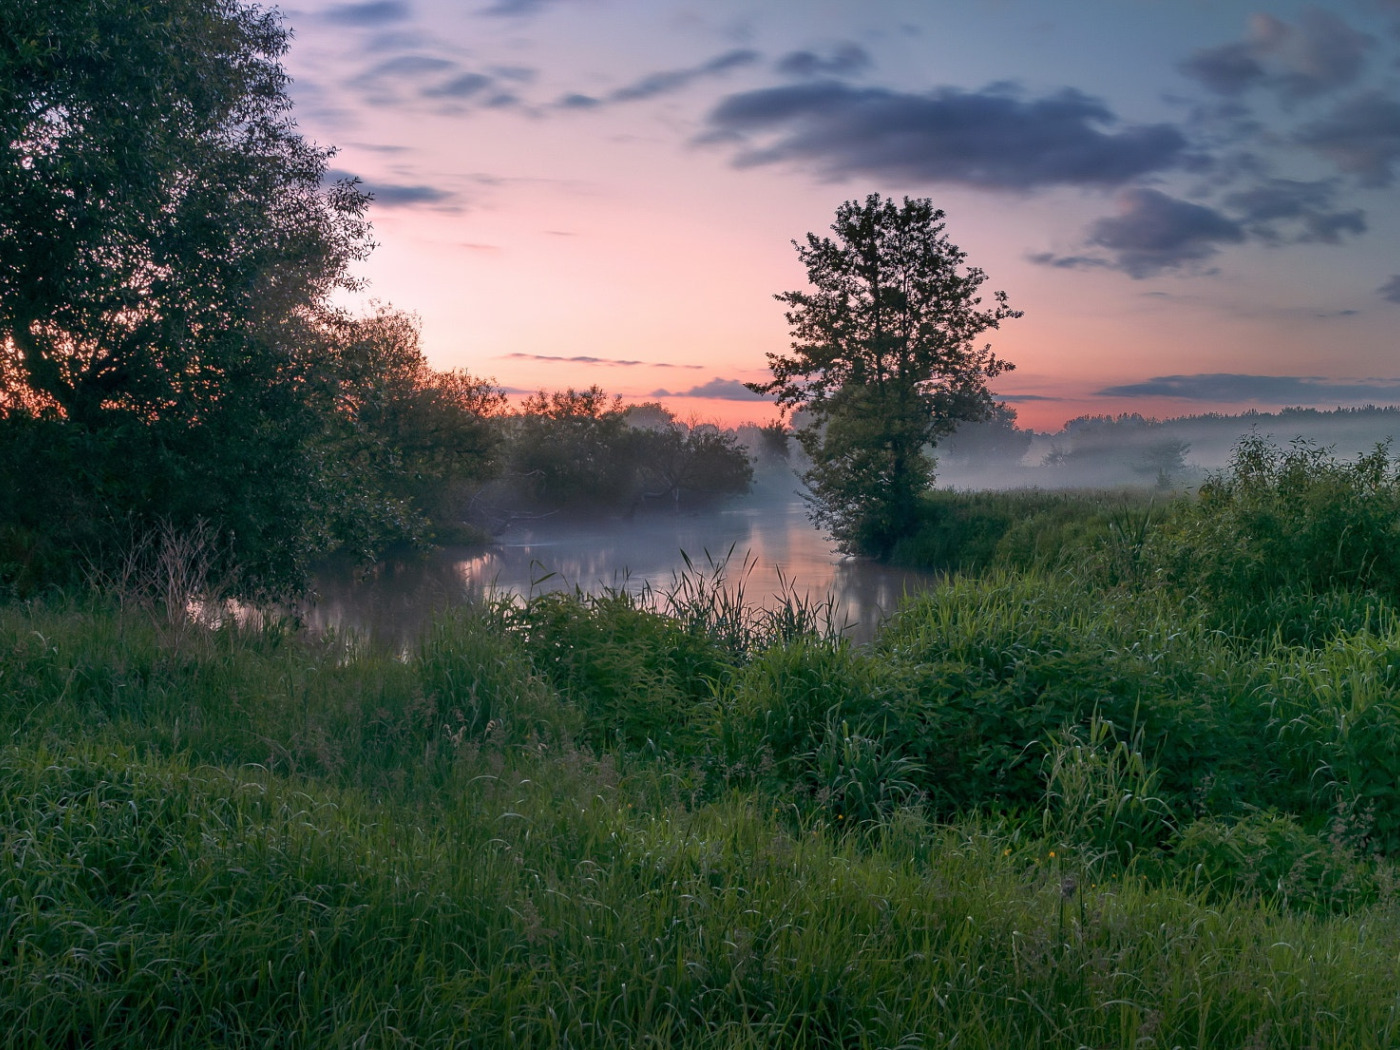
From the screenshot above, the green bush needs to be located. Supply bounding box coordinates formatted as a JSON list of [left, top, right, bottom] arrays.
[[890, 488, 1160, 575], [1171, 811, 1373, 914], [509, 588, 735, 752], [1154, 436, 1400, 637]]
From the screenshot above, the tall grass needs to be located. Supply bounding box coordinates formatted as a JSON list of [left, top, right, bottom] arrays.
[[11, 482, 1400, 1044]]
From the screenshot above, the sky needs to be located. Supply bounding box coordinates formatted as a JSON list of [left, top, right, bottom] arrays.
[[280, 0, 1400, 431]]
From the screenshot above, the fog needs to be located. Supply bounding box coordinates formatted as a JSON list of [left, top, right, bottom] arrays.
[[304, 484, 935, 646], [302, 406, 1400, 644], [934, 406, 1400, 492]]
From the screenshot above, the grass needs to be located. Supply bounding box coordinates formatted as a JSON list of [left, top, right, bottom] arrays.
[[6, 576, 1400, 1046], [13, 441, 1400, 1047]]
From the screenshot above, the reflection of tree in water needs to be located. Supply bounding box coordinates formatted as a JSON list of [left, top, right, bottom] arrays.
[[304, 500, 937, 646]]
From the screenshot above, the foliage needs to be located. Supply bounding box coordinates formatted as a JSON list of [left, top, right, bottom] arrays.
[[497, 388, 752, 516], [506, 586, 736, 752], [504, 387, 640, 510], [634, 422, 754, 509], [889, 488, 1158, 573], [934, 401, 1032, 469], [1155, 435, 1400, 637], [320, 307, 504, 552], [751, 194, 1019, 557], [18, 427, 1400, 1041], [10, 592, 1400, 1045], [0, 0, 373, 593]]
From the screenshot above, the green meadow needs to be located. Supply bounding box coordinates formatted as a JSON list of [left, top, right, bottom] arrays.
[[5, 438, 1400, 1047]]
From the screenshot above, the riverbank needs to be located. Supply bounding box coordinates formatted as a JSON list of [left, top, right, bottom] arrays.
[[6, 557, 1400, 1045]]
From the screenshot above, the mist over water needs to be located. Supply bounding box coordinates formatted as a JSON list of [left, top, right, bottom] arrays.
[[304, 494, 936, 645]]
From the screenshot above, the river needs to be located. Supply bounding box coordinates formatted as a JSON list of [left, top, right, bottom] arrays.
[[302, 495, 937, 646]]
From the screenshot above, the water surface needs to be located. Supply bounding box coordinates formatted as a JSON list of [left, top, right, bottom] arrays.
[[304, 497, 937, 645]]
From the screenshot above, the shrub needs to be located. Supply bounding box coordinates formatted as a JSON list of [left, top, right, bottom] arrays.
[[1171, 811, 1372, 913], [1154, 436, 1400, 636], [509, 588, 735, 752]]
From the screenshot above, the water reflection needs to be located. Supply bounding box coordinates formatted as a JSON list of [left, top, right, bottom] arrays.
[[303, 498, 937, 646]]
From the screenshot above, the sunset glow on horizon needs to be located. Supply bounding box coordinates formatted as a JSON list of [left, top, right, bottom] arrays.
[[284, 0, 1400, 433]]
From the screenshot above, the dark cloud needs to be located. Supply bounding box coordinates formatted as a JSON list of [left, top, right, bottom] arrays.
[[652, 378, 770, 400], [422, 72, 493, 99], [702, 83, 1186, 189], [329, 169, 456, 207], [995, 393, 1063, 402], [1036, 189, 1244, 278], [503, 353, 702, 369], [1180, 9, 1373, 102], [479, 0, 559, 15], [1179, 42, 1265, 96], [1380, 275, 1400, 303], [775, 43, 872, 79], [366, 183, 455, 206], [1222, 177, 1366, 243], [556, 50, 759, 110], [322, 1, 412, 26], [614, 49, 758, 102], [1098, 374, 1400, 403], [1296, 90, 1400, 186], [358, 54, 455, 82]]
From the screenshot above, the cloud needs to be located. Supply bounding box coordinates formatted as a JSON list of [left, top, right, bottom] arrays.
[[1222, 177, 1366, 243], [502, 353, 702, 369], [329, 169, 456, 207], [701, 83, 1186, 189], [556, 50, 759, 110], [1097, 374, 1400, 402], [421, 72, 493, 99], [1296, 90, 1400, 186], [479, 0, 560, 15], [1179, 42, 1264, 96], [1035, 189, 1244, 278], [1380, 275, 1400, 303], [1180, 9, 1374, 102], [359, 54, 455, 80], [775, 43, 872, 78], [322, 1, 412, 26], [652, 378, 771, 400]]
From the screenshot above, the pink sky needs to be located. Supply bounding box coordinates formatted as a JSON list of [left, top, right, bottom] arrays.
[[284, 0, 1400, 432]]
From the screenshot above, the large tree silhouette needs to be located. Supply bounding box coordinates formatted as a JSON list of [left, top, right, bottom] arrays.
[[751, 195, 1020, 557], [0, 0, 372, 591]]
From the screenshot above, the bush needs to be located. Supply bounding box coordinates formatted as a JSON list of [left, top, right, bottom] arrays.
[[509, 588, 736, 752], [1171, 811, 1372, 914], [1154, 436, 1400, 637]]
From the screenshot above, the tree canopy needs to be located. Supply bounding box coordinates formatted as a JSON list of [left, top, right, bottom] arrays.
[[0, 0, 379, 593], [751, 195, 1020, 557]]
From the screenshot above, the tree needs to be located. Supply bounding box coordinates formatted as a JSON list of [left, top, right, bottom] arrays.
[[634, 423, 753, 510], [506, 388, 641, 510], [321, 307, 504, 551], [749, 195, 1020, 557], [0, 0, 373, 592]]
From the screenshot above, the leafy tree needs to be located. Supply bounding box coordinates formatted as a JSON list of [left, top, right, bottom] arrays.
[[635, 423, 753, 509], [0, 0, 372, 592], [936, 402, 1032, 469], [750, 195, 1020, 557], [505, 388, 641, 510], [321, 308, 504, 553]]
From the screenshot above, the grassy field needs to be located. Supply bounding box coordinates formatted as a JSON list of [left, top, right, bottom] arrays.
[[7, 439, 1400, 1047]]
